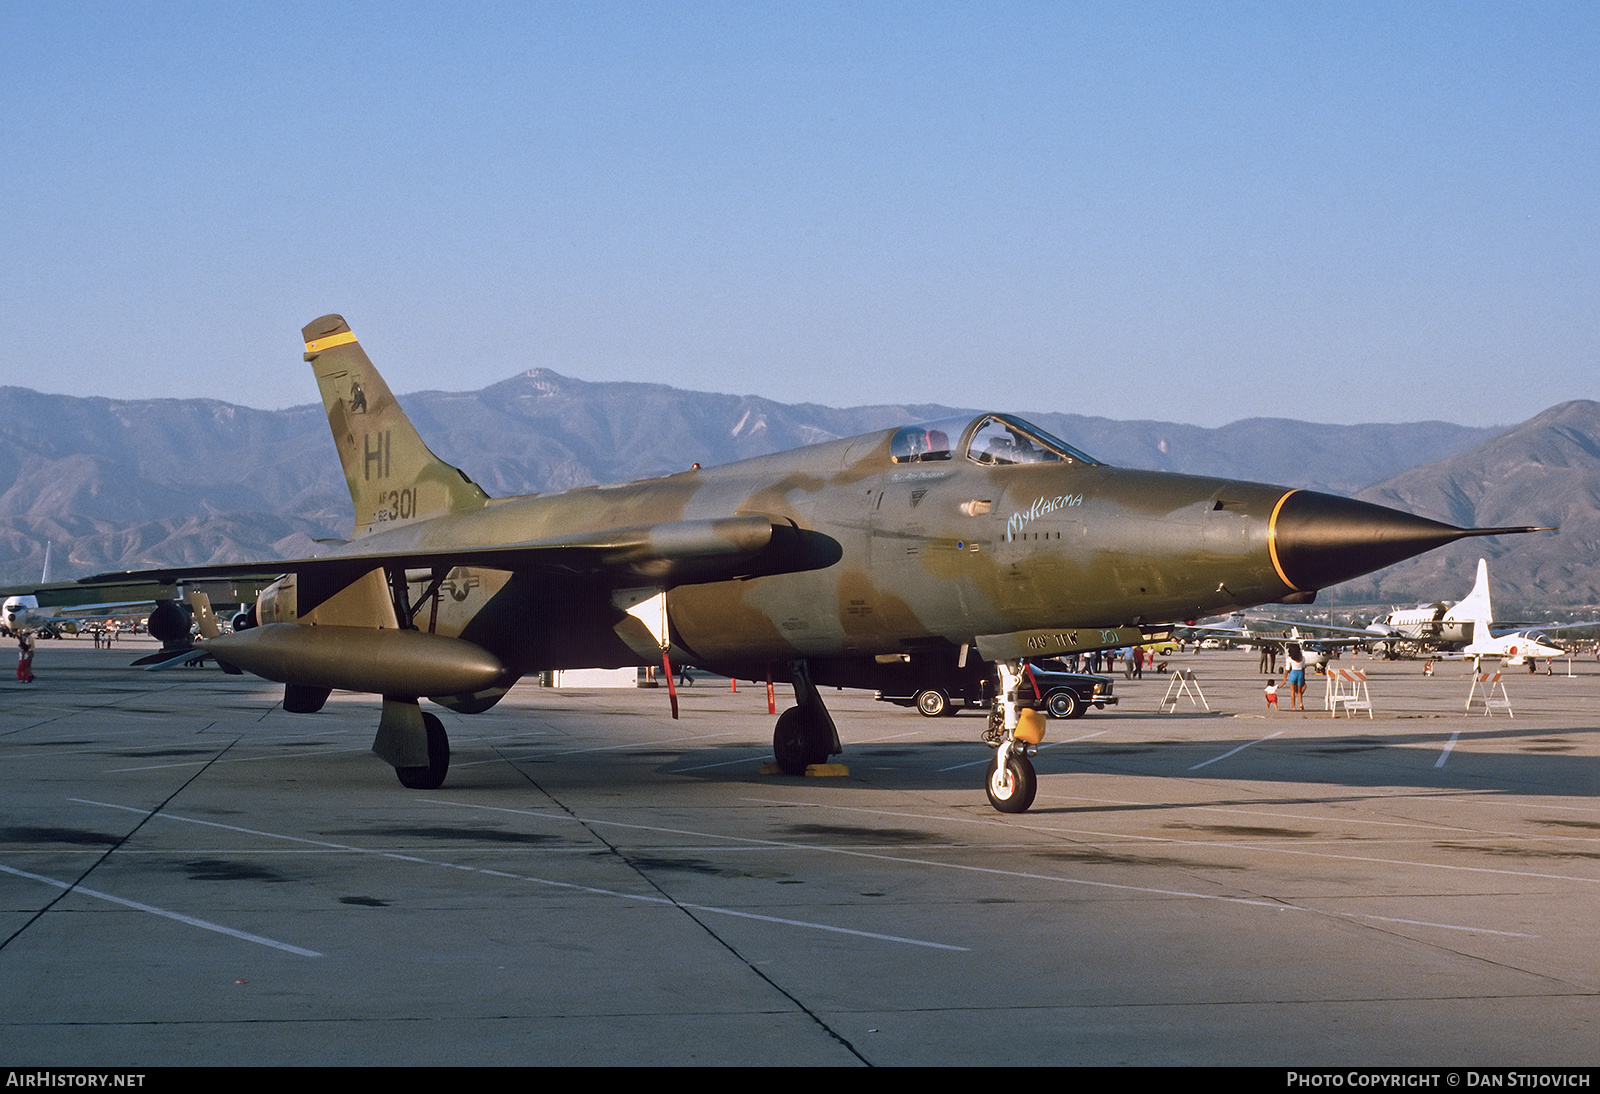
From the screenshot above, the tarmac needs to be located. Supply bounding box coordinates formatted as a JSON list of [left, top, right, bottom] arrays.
[[1, 639, 1597, 1066]]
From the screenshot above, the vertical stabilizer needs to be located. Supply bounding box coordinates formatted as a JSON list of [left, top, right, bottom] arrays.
[[302, 315, 490, 539], [1448, 558, 1494, 639]]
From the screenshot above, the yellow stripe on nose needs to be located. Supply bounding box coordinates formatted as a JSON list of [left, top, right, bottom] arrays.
[[1267, 489, 1300, 591]]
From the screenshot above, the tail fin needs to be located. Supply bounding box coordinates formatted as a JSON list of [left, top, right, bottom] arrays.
[[302, 315, 490, 539], [1448, 558, 1494, 636], [187, 591, 221, 640]]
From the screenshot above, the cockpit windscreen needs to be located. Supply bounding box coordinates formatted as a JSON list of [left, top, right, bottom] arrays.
[[890, 414, 1097, 466]]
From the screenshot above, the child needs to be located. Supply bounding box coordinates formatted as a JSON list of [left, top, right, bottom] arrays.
[[1264, 678, 1279, 710]]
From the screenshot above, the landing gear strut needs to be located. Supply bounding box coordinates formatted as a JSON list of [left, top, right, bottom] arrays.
[[982, 659, 1041, 814], [377, 565, 460, 790], [772, 660, 841, 775]]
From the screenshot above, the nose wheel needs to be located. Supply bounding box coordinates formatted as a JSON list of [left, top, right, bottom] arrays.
[[985, 750, 1037, 813]]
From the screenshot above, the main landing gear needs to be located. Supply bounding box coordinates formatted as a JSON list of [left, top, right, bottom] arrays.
[[375, 697, 451, 790], [396, 711, 450, 790], [771, 660, 842, 775]]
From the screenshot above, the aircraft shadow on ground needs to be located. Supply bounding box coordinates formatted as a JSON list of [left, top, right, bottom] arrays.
[[620, 721, 1600, 807]]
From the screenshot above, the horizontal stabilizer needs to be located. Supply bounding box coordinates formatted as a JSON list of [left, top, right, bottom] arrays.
[[136, 648, 212, 670]]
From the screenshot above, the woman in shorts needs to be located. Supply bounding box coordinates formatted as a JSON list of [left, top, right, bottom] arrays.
[[1283, 642, 1306, 711]]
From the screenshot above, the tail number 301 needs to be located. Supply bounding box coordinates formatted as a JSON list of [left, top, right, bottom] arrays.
[[375, 487, 417, 523]]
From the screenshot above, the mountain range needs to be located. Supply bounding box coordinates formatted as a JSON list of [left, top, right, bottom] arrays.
[[1, 371, 1594, 611]]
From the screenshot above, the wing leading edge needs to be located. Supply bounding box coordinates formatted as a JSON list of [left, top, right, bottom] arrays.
[[76, 515, 838, 589]]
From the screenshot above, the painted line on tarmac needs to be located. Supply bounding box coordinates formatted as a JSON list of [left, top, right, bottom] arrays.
[[726, 798, 1547, 938], [104, 745, 371, 773], [0, 861, 322, 957], [1189, 731, 1282, 769], [939, 730, 1107, 773], [74, 798, 965, 953], [773, 795, 1598, 889], [432, 798, 1439, 931], [1435, 730, 1460, 767], [671, 751, 780, 772]]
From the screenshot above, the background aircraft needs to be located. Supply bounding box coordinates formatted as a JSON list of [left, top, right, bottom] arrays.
[[1216, 558, 1597, 667], [0, 564, 268, 644], [1, 544, 61, 638], [1357, 557, 1595, 663], [1182, 613, 1372, 672], [1462, 627, 1564, 668], [1365, 557, 1497, 650], [1193, 559, 1501, 658], [1443, 558, 1593, 666], [74, 315, 1544, 812]]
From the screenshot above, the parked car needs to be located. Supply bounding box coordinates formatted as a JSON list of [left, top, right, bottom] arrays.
[[878, 657, 1116, 720], [875, 679, 990, 717], [1013, 658, 1117, 719]]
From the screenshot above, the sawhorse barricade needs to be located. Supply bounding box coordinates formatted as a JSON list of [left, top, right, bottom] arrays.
[[1325, 668, 1373, 718], [1465, 671, 1513, 717], [1160, 669, 1209, 712]]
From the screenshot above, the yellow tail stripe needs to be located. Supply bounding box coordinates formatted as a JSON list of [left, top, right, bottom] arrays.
[[1267, 489, 1300, 591], [304, 330, 359, 354]]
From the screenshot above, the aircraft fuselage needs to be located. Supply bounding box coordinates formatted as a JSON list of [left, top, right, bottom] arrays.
[[257, 414, 1488, 690]]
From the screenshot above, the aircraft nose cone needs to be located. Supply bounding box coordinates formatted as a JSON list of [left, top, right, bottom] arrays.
[[1269, 490, 1540, 593]]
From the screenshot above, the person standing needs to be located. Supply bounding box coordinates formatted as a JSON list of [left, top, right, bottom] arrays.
[[1282, 642, 1306, 711], [16, 634, 35, 682]]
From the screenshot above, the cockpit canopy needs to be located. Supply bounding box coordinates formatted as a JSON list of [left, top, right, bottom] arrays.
[[890, 413, 1098, 467]]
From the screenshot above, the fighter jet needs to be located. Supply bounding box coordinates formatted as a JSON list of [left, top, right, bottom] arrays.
[[1443, 558, 1584, 667], [77, 315, 1547, 812]]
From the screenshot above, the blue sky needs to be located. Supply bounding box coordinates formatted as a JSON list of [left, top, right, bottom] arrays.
[[2, 2, 1594, 427]]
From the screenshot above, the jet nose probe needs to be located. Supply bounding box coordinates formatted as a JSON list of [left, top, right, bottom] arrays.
[[1268, 489, 1550, 595]]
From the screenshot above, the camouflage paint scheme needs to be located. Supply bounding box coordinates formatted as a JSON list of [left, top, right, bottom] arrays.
[[85, 315, 1538, 804]]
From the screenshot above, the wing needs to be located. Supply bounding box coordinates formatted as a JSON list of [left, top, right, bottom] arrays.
[[1234, 615, 1391, 640], [1184, 616, 1379, 649], [1490, 620, 1600, 642], [73, 514, 840, 615]]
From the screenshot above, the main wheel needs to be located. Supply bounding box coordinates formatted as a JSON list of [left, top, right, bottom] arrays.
[[1045, 690, 1081, 719], [914, 688, 949, 717], [396, 711, 450, 789], [985, 752, 1037, 813], [773, 706, 829, 775]]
